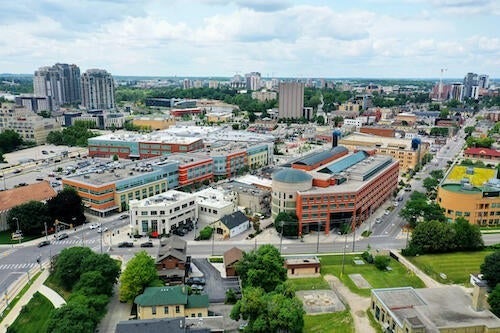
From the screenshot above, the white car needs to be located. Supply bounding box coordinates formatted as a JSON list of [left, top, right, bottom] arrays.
[[393, 202, 399, 207], [88, 223, 99, 230], [384, 210, 390, 215], [97, 227, 108, 233]]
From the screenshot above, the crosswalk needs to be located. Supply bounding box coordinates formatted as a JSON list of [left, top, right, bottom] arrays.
[[53, 239, 98, 246], [0, 263, 37, 270]]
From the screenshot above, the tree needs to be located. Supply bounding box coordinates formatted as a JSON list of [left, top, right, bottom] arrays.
[[7, 201, 51, 236], [119, 251, 158, 302], [480, 251, 500, 288], [47, 188, 85, 225], [199, 226, 213, 240], [80, 253, 120, 293], [53, 247, 94, 290], [422, 177, 439, 193], [274, 212, 299, 237], [47, 302, 96, 333], [488, 284, 500, 318], [73, 271, 113, 296], [399, 192, 445, 228], [452, 217, 483, 251], [316, 115, 325, 125], [236, 245, 287, 293], [374, 256, 390, 270], [407, 220, 456, 254], [230, 287, 304, 333], [430, 170, 444, 180], [112, 154, 119, 161], [0, 129, 23, 153]]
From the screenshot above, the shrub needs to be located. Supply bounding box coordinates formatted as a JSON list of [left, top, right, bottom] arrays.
[[209, 257, 223, 263], [225, 289, 238, 304], [374, 256, 390, 270], [361, 251, 374, 264], [199, 226, 213, 240]]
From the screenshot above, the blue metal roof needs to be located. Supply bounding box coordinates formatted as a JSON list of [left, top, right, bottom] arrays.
[[318, 151, 368, 175], [272, 168, 313, 183], [293, 146, 348, 166]]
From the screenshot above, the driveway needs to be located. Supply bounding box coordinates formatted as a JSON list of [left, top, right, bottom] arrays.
[[192, 258, 240, 303]]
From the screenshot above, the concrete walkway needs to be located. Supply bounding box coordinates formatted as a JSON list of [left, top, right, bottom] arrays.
[[0, 269, 65, 333], [324, 274, 374, 333], [390, 251, 442, 288]]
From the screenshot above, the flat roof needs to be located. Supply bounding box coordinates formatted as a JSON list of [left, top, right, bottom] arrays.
[[89, 130, 200, 145], [64, 157, 177, 186], [235, 174, 273, 189], [373, 286, 500, 330], [130, 190, 195, 208], [195, 188, 234, 209], [164, 125, 275, 143], [219, 181, 269, 196], [340, 132, 415, 149], [445, 165, 496, 187]]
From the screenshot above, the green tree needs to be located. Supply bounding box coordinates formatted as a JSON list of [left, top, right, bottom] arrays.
[[112, 154, 119, 161], [73, 271, 113, 296], [47, 302, 96, 333], [236, 244, 286, 293], [374, 256, 390, 270], [199, 226, 213, 240], [119, 251, 158, 302], [274, 212, 299, 237], [422, 177, 439, 193], [0, 129, 23, 153], [316, 115, 325, 125], [430, 170, 444, 180], [47, 188, 85, 225], [488, 284, 500, 318], [407, 220, 456, 254], [230, 287, 304, 333], [452, 217, 483, 251], [53, 247, 94, 290], [480, 251, 500, 288], [80, 253, 120, 292], [464, 126, 475, 135], [399, 192, 445, 228], [7, 201, 51, 236]]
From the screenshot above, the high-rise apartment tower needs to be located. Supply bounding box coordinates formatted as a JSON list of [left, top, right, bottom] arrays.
[[80, 69, 115, 110]]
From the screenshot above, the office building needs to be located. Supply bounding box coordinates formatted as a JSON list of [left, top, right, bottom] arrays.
[[33, 63, 81, 111], [478, 74, 489, 89], [271, 147, 399, 235], [80, 69, 115, 110], [437, 165, 499, 226], [339, 133, 429, 172], [15, 95, 51, 113], [463, 72, 479, 99], [278, 82, 304, 119]]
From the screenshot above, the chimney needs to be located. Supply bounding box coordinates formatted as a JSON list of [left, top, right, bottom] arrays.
[[471, 281, 488, 311]]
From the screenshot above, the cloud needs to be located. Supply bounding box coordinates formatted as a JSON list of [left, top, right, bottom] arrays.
[[235, 0, 291, 12]]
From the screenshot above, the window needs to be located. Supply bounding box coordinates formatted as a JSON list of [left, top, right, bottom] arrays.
[[164, 306, 169, 314], [175, 305, 180, 313], [152, 306, 156, 315], [191, 313, 195, 317], [198, 313, 202, 317]]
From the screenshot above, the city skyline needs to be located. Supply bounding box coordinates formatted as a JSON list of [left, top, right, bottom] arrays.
[[0, 0, 499, 78]]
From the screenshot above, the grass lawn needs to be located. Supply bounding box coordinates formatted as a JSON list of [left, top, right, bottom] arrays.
[[287, 276, 330, 291], [304, 310, 354, 333], [8, 292, 54, 333], [407, 251, 493, 285], [320, 255, 425, 297], [0, 231, 39, 245], [44, 275, 71, 301]]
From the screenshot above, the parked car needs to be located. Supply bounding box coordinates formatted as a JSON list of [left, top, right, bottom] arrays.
[[56, 233, 69, 240], [192, 277, 206, 285], [140, 241, 153, 248], [88, 223, 99, 230], [133, 234, 143, 239], [119, 214, 129, 220], [38, 240, 51, 247], [393, 202, 399, 207], [375, 217, 382, 224], [36, 177, 44, 181], [384, 210, 390, 216], [118, 242, 134, 248]]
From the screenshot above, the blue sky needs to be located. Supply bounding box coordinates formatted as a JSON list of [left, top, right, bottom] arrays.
[[0, 0, 498, 78]]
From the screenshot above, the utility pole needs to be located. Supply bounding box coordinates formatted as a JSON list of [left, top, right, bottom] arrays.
[[316, 221, 320, 253], [44, 222, 48, 241], [341, 232, 348, 276], [352, 216, 356, 252]]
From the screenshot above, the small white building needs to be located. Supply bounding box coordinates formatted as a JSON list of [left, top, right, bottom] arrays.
[[212, 211, 250, 239], [195, 187, 237, 224], [129, 190, 197, 236]]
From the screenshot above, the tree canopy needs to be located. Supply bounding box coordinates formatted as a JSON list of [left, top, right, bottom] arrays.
[[274, 212, 299, 237], [7, 201, 51, 236], [236, 244, 287, 293], [399, 191, 445, 228], [46, 187, 86, 225], [47, 122, 98, 147], [488, 284, 500, 318], [119, 251, 159, 302], [480, 251, 500, 288]]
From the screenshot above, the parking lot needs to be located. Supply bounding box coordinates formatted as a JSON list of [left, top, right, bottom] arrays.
[[192, 258, 241, 303]]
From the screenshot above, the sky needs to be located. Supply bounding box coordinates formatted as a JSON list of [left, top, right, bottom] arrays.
[[0, 0, 499, 78]]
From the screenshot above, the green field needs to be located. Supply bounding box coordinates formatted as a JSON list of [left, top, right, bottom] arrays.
[[7, 292, 54, 333], [287, 277, 330, 291], [304, 311, 354, 333], [319, 254, 425, 297], [0, 231, 38, 245], [407, 251, 493, 285]]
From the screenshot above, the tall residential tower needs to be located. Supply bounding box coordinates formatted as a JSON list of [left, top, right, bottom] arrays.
[[278, 82, 304, 119], [33, 63, 81, 110], [80, 69, 115, 110]]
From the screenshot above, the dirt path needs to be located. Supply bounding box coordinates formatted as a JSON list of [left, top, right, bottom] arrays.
[[324, 274, 374, 333]]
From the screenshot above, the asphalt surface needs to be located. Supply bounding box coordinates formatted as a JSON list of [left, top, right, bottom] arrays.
[[192, 258, 240, 303]]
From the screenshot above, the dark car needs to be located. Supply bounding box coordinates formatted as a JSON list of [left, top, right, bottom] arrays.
[[140, 241, 153, 248], [119, 214, 129, 220], [189, 277, 206, 285], [133, 234, 143, 239], [38, 240, 51, 247], [118, 242, 134, 248]]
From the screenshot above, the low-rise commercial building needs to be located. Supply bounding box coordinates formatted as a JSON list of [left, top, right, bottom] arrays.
[[437, 165, 499, 226], [212, 211, 250, 239], [370, 286, 500, 333], [135, 286, 209, 320], [219, 181, 271, 215], [464, 147, 500, 162], [132, 115, 176, 130], [196, 187, 237, 224], [130, 190, 197, 236]]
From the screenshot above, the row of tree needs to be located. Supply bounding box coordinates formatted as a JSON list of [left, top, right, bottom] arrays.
[[7, 188, 85, 236], [47, 247, 121, 332], [0, 129, 24, 162], [230, 245, 305, 332], [46, 122, 98, 147]]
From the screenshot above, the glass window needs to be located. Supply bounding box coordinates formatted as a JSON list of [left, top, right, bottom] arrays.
[[164, 306, 169, 314], [175, 305, 180, 313], [152, 306, 156, 315]]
